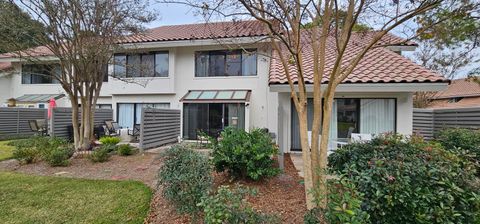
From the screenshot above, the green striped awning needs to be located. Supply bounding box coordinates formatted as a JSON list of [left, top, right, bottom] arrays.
[[180, 90, 251, 103], [15, 94, 65, 103]]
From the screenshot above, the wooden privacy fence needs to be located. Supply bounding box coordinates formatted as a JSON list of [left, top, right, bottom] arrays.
[[140, 108, 181, 150], [0, 108, 47, 139], [50, 107, 113, 139], [413, 107, 480, 140]]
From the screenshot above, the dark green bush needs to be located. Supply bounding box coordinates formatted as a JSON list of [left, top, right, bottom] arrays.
[[198, 185, 279, 224], [211, 127, 280, 180], [116, 144, 135, 156], [328, 134, 480, 224], [158, 144, 212, 215], [43, 146, 74, 167], [99, 136, 121, 146], [436, 128, 480, 163], [89, 147, 110, 163]]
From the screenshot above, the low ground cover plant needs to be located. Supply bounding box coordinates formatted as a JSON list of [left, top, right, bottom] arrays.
[[328, 134, 480, 223], [89, 146, 111, 163], [211, 127, 280, 180], [99, 136, 121, 146], [43, 146, 74, 167], [199, 185, 279, 224], [117, 144, 136, 156], [158, 144, 212, 216], [11, 136, 72, 165]]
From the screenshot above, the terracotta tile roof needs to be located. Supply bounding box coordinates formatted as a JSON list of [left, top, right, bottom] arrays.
[[121, 20, 270, 43], [0, 20, 269, 58], [434, 78, 480, 99], [0, 45, 53, 58], [269, 30, 445, 84], [0, 62, 12, 71], [428, 97, 480, 109]]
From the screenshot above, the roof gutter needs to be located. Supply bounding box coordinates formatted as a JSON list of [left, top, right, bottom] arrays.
[[269, 82, 449, 93], [120, 36, 270, 49], [0, 56, 59, 63]]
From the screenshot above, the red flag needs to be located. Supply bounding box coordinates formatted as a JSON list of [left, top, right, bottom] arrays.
[[48, 98, 57, 118]]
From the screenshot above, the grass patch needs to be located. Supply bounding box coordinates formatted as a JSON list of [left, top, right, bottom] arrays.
[[0, 141, 14, 161], [0, 172, 152, 224]]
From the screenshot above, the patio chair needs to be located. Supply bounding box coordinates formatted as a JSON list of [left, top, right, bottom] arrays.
[[351, 133, 373, 143], [28, 119, 48, 136], [196, 130, 209, 148], [104, 120, 120, 136], [128, 124, 141, 141]]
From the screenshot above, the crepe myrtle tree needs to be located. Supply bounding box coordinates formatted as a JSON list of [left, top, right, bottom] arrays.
[[0, 0, 155, 150], [165, 0, 479, 210]]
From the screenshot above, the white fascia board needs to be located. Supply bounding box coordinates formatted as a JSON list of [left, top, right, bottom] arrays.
[[119, 36, 269, 50], [0, 56, 59, 62], [269, 82, 449, 93]]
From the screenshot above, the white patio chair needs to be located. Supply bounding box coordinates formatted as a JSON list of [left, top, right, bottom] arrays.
[[351, 133, 373, 143]]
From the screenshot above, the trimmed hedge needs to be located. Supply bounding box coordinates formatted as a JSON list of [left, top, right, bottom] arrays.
[[328, 134, 480, 223]]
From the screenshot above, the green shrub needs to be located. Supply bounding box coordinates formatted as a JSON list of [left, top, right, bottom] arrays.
[[89, 147, 110, 163], [436, 128, 480, 162], [211, 127, 280, 180], [158, 144, 212, 215], [198, 185, 279, 224], [43, 146, 74, 167], [117, 144, 136, 156], [11, 136, 70, 165], [12, 146, 40, 164], [328, 134, 480, 224], [99, 136, 121, 146], [101, 144, 117, 153], [304, 177, 370, 224]]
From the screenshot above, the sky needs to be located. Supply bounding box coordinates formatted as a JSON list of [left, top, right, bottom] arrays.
[[146, 2, 200, 27]]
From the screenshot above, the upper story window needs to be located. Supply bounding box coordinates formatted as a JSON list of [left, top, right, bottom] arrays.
[[195, 49, 257, 77], [113, 52, 169, 78], [22, 64, 61, 84]]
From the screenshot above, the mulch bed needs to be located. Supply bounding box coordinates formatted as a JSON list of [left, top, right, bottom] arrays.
[[0, 152, 162, 188], [146, 153, 307, 224]]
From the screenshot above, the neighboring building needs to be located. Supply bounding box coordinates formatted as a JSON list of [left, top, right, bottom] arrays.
[[428, 78, 480, 109], [0, 20, 448, 153]]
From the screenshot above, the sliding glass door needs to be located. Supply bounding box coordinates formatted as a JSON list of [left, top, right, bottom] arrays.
[[291, 98, 396, 151], [183, 103, 245, 140]]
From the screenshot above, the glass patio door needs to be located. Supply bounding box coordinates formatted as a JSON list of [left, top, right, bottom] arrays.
[[290, 98, 396, 151], [183, 103, 245, 140]]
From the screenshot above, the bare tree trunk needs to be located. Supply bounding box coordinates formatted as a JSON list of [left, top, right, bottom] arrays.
[[317, 93, 335, 209], [70, 96, 81, 150], [297, 105, 315, 209], [82, 102, 92, 150]]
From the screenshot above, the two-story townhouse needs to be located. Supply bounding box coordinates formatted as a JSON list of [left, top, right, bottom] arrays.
[[0, 20, 448, 154]]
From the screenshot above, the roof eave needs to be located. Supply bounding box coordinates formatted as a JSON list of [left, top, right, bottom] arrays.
[[120, 36, 270, 49], [269, 82, 449, 93]]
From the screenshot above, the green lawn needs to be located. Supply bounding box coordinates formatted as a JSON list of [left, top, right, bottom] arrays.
[[0, 141, 14, 161], [0, 172, 153, 224]]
